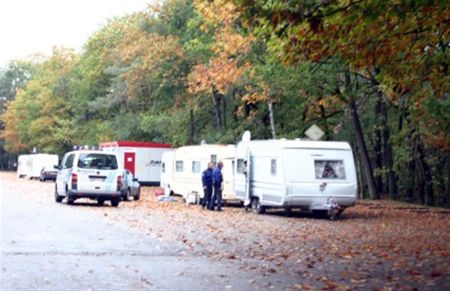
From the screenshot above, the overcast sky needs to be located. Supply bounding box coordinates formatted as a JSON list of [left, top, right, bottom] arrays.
[[0, 0, 150, 67]]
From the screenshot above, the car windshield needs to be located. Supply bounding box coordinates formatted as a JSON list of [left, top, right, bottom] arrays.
[[77, 153, 118, 170]]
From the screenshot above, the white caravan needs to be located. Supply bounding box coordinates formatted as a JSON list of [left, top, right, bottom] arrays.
[[234, 136, 357, 216], [17, 155, 31, 178], [18, 154, 59, 179], [100, 141, 172, 186], [161, 144, 237, 202], [161, 151, 175, 196]]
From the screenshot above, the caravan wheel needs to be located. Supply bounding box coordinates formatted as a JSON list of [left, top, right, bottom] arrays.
[[252, 198, 266, 214]]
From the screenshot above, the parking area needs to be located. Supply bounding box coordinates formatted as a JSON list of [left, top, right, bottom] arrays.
[[1, 171, 449, 290]]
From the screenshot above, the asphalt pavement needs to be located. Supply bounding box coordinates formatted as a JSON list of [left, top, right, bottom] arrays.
[[0, 173, 269, 290]]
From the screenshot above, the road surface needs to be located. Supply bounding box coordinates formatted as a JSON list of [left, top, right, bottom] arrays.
[[0, 173, 282, 290]]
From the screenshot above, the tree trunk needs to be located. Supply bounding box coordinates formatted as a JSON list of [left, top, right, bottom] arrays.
[[379, 98, 397, 199], [189, 108, 195, 145], [413, 135, 434, 205], [319, 100, 331, 140], [344, 71, 379, 200], [374, 96, 384, 194], [353, 140, 365, 199], [223, 94, 227, 129], [211, 87, 222, 129], [267, 100, 277, 139]]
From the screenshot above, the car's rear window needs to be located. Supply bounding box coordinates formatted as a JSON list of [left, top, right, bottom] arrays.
[[77, 153, 118, 170]]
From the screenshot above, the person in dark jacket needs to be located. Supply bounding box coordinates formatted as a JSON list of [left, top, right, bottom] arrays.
[[201, 162, 214, 209], [209, 161, 224, 211]]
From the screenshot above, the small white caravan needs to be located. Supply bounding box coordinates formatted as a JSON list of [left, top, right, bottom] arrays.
[[234, 134, 357, 216], [17, 155, 31, 178], [18, 154, 59, 179], [100, 141, 172, 186], [161, 144, 237, 203]]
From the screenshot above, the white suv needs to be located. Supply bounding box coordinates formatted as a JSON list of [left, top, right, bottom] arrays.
[[55, 150, 123, 207]]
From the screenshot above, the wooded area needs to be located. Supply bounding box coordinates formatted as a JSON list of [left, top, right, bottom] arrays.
[[0, 0, 448, 207]]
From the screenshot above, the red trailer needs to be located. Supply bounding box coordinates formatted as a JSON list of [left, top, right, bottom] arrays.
[[99, 141, 172, 186]]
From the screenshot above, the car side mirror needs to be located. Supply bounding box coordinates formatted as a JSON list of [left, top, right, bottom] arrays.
[[54, 165, 59, 170]]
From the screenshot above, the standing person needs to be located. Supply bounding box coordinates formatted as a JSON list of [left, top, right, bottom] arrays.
[[209, 161, 224, 211], [201, 162, 214, 209]]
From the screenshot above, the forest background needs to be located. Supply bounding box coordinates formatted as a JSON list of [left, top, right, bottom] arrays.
[[0, 0, 448, 207]]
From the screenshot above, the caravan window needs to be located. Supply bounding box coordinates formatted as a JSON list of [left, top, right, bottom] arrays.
[[315, 160, 345, 179], [175, 161, 183, 172], [192, 161, 201, 173], [271, 159, 277, 176], [236, 159, 245, 174]]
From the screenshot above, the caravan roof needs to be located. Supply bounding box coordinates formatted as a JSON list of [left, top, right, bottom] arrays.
[[239, 139, 351, 151], [100, 141, 172, 149], [176, 144, 236, 158]]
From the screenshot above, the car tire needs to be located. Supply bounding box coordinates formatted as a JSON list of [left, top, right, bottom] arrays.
[[111, 198, 120, 207], [65, 187, 75, 205], [124, 189, 131, 201], [55, 185, 63, 203], [134, 188, 141, 201]]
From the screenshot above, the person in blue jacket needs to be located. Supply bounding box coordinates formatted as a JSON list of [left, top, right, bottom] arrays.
[[209, 161, 224, 211], [201, 162, 214, 209]]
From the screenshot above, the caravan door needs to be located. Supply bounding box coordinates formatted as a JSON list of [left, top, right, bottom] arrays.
[[233, 156, 246, 201], [124, 152, 136, 175], [244, 150, 251, 206]]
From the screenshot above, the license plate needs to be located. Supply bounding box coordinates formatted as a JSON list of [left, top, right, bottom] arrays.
[[90, 178, 105, 182]]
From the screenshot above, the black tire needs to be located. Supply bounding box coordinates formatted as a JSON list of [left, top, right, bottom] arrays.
[[97, 199, 105, 206], [284, 207, 293, 215], [111, 199, 120, 207], [252, 198, 266, 214], [134, 188, 141, 201], [55, 185, 63, 203], [123, 189, 131, 201], [66, 187, 75, 205]]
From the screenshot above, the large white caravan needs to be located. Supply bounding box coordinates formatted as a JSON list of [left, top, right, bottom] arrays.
[[18, 154, 59, 179], [234, 136, 357, 216], [100, 141, 172, 186], [161, 144, 237, 202], [160, 151, 174, 196]]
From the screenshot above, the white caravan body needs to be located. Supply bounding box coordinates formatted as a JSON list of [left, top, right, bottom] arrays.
[[100, 141, 172, 186], [160, 150, 175, 196], [163, 144, 237, 201], [21, 154, 59, 179], [234, 139, 357, 211], [17, 155, 31, 178]]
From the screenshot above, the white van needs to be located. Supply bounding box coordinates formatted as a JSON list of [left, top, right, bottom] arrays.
[[234, 137, 357, 217], [161, 144, 237, 203], [55, 150, 123, 206]]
